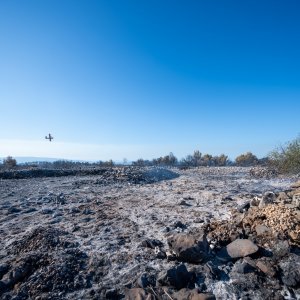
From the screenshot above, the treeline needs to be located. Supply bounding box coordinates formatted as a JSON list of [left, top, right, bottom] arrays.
[[132, 151, 264, 167], [2, 134, 299, 174], [1, 151, 262, 170], [0, 158, 115, 170]]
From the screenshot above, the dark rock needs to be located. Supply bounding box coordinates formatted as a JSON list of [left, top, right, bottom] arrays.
[[0, 264, 9, 278], [137, 273, 156, 288], [157, 264, 192, 290], [141, 239, 163, 249], [7, 207, 21, 214], [124, 288, 155, 300], [237, 201, 250, 213], [222, 196, 233, 201], [105, 289, 119, 299], [216, 248, 232, 262], [204, 262, 222, 280], [0, 280, 7, 294], [226, 239, 258, 259], [174, 221, 187, 229], [168, 233, 209, 263], [172, 288, 216, 300], [155, 249, 167, 259], [183, 196, 194, 200], [179, 200, 191, 206]]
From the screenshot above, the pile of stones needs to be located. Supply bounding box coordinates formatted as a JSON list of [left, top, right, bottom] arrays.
[[249, 167, 278, 179], [94, 167, 179, 185]]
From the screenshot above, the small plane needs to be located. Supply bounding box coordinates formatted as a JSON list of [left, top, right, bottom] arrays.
[[45, 133, 54, 142]]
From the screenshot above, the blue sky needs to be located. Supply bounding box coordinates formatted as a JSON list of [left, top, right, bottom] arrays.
[[0, 0, 299, 161]]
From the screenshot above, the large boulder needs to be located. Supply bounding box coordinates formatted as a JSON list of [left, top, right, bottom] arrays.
[[167, 233, 209, 263], [226, 239, 258, 259]]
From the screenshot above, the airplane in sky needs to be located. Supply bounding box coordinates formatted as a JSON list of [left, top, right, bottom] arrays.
[[45, 133, 54, 142]]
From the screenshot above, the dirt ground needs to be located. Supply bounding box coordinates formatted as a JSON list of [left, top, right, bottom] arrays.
[[0, 167, 297, 299]]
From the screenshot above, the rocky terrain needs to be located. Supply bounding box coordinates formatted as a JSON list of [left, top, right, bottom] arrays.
[[0, 166, 299, 299]]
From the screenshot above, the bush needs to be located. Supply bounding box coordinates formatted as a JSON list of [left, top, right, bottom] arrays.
[[3, 156, 17, 169], [235, 152, 258, 166], [268, 136, 300, 174], [213, 154, 229, 166]]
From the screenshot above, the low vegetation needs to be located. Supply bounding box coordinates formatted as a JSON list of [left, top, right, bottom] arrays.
[[268, 135, 300, 174], [235, 152, 258, 166], [4, 135, 300, 173], [2, 156, 17, 169]]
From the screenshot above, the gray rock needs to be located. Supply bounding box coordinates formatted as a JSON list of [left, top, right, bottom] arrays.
[[237, 201, 250, 212], [231, 259, 256, 274], [292, 193, 300, 208], [277, 192, 289, 202], [250, 197, 260, 207], [279, 254, 300, 287], [272, 240, 290, 259], [259, 191, 275, 208], [256, 259, 276, 277], [41, 208, 53, 214], [255, 224, 270, 236], [168, 233, 209, 263], [226, 239, 258, 259]]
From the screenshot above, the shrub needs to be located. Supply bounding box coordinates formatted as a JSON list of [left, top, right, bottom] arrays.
[[3, 156, 17, 169], [268, 136, 300, 174], [235, 152, 258, 166], [213, 154, 229, 166]]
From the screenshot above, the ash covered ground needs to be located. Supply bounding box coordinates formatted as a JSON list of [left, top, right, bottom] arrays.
[[0, 167, 299, 300]]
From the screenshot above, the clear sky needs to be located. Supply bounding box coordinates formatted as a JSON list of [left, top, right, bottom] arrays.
[[0, 0, 299, 161]]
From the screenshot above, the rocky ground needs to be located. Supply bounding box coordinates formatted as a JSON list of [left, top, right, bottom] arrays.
[[0, 166, 299, 300]]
